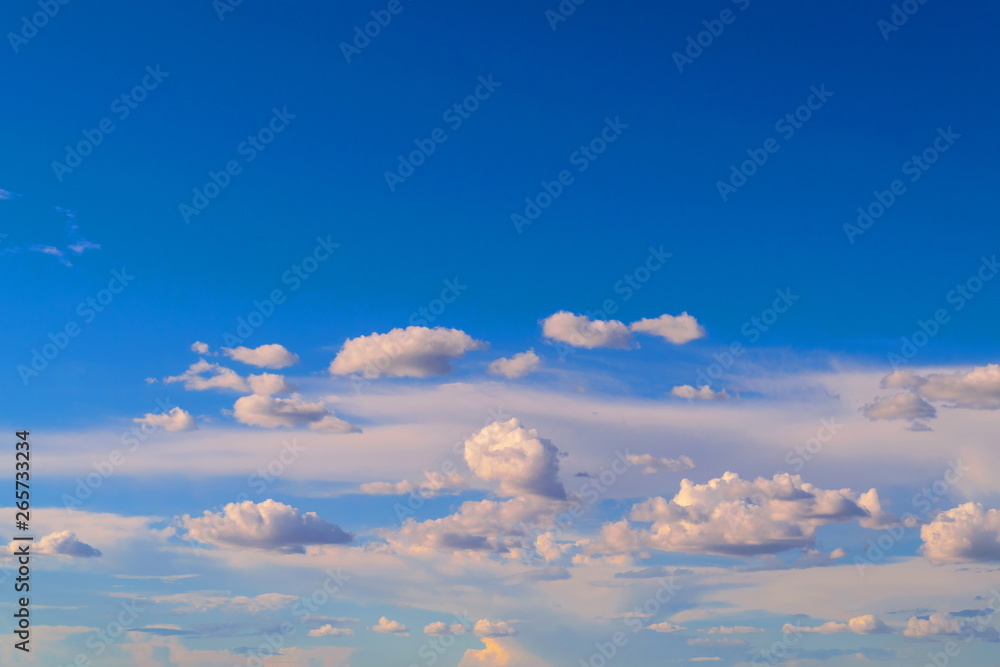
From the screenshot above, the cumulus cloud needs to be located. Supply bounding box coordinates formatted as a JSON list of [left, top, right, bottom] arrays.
[[223, 344, 299, 369], [232, 394, 356, 433], [862, 393, 936, 421], [181, 499, 353, 553], [23, 531, 102, 558], [606, 472, 890, 556], [246, 373, 295, 396], [464, 419, 565, 499], [908, 364, 1000, 409], [359, 470, 466, 498], [133, 407, 197, 432], [670, 385, 729, 401], [920, 502, 1000, 563], [164, 360, 248, 392], [646, 621, 686, 633], [424, 622, 467, 636], [629, 312, 706, 344], [541, 312, 633, 349], [329, 326, 486, 378], [190, 341, 210, 354], [626, 453, 695, 474], [903, 612, 971, 638], [458, 638, 551, 667], [487, 349, 541, 379], [782, 615, 889, 635], [372, 617, 409, 636], [473, 620, 517, 638], [309, 625, 354, 637]]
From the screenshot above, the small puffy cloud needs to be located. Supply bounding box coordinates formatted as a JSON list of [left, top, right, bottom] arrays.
[[541, 312, 633, 349], [473, 620, 517, 638], [233, 394, 356, 433], [26, 531, 101, 558], [646, 621, 686, 633], [424, 622, 467, 636], [920, 502, 1000, 563], [309, 625, 355, 637], [464, 419, 565, 499], [133, 407, 197, 432], [330, 326, 486, 378], [700, 626, 765, 635], [626, 453, 694, 474], [181, 499, 353, 553], [903, 612, 966, 638], [912, 364, 1000, 409], [670, 385, 729, 401], [782, 615, 889, 635], [360, 470, 466, 498], [630, 312, 706, 344], [246, 373, 295, 396], [617, 472, 889, 556], [862, 393, 936, 421], [223, 344, 299, 369], [164, 360, 248, 392], [880, 370, 924, 389], [190, 341, 210, 354], [372, 617, 409, 636], [487, 349, 541, 379]]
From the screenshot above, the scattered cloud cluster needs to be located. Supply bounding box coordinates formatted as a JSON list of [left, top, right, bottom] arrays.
[[133, 407, 197, 432], [541, 311, 706, 350]]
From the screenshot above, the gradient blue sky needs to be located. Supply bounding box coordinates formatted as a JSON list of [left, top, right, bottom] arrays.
[[2, 0, 1000, 665]]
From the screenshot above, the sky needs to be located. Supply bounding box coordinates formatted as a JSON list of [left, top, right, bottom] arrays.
[[1, 0, 1000, 665]]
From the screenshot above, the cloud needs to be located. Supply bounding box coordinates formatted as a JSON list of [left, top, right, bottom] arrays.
[[670, 385, 729, 401], [541, 312, 633, 349], [464, 418, 565, 499], [687, 638, 748, 646], [359, 470, 466, 498], [920, 502, 1000, 563], [329, 326, 486, 378], [699, 626, 765, 635], [909, 364, 1000, 409], [473, 620, 517, 638], [458, 638, 551, 667], [782, 615, 889, 635], [626, 453, 694, 474], [133, 407, 197, 432], [164, 360, 249, 392], [646, 621, 686, 633], [611, 472, 890, 556], [26, 531, 101, 558], [181, 499, 353, 553], [903, 612, 981, 638], [190, 341, 210, 354], [246, 373, 295, 396], [862, 393, 936, 421], [372, 617, 409, 636], [0, 188, 19, 200], [309, 625, 355, 637], [232, 394, 356, 433], [143, 592, 297, 614], [487, 349, 541, 379], [424, 622, 467, 636], [223, 344, 300, 369], [629, 312, 706, 344]]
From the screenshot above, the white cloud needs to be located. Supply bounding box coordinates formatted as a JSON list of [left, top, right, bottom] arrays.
[[487, 349, 541, 379], [191, 341, 210, 354], [670, 385, 729, 401], [233, 394, 356, 433], [629, 312, 706, 344], [223, 344, 299, 369], [541, 312, 633, 349], [372, 617, 409, 636], [22, 531, 102, 558], [458, 638, 551, 667], [181, 499, 353, 553], [145, 592, 297, 614], [309, 625, 355, 637], [610, 472, 890, 556], [133, 407, 197, 432], [360, 470, 466, 498], [464, 418, 565, 499], [862, 393, 936, 421], [473, 619, 517, 638], [626, 453, 694, 474], [782, 615, 889, 635], [910, 364, 1000, 409], [646, 621, 686, 633], [424, 622, 467, 636], [164, 360, 248, 392], [920, 502, 1000, 563], [903, 612, 966, 638], [330, 326, 487, 378], [246, 373, 295, 396]]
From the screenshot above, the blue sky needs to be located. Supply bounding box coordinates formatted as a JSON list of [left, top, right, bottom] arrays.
[[2, 0, 1000, 665]]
